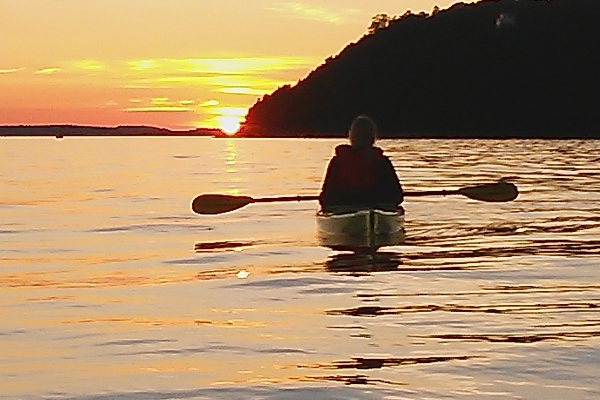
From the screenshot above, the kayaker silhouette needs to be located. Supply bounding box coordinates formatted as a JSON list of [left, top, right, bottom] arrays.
[[319, 115, 404, 212]]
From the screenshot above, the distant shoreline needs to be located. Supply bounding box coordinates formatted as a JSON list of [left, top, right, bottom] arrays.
[[0, 125, 229, 138], [1, 124, 598, 140]]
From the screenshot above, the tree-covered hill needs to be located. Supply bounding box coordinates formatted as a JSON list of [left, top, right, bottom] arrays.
[[239, 0, 599, 138]]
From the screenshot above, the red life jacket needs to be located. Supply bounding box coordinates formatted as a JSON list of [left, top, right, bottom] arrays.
[[332, 145, 382, 193], [320, 144, 403, 209]]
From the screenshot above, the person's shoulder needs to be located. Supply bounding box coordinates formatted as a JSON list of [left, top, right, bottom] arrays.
[[334, 144, 352, 156], [372, 147, 395, 167], [371, 146, 385, 157]]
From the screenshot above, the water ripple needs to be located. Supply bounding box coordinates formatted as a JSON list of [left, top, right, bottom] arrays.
[[304, 374, 405, 386], [327, 302, 600, 317], [194, 240, 255, 252], [301, 355, 480, 370], [89, 223, 212, 233], [420, 331, 600, 343]]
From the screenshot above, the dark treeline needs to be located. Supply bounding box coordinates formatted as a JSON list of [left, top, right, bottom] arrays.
[[239, 0, 600, 139], [0, 125, 223, 137]]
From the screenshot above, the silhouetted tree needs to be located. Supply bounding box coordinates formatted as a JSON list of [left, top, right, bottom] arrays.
[[368, 13, 392, 35]]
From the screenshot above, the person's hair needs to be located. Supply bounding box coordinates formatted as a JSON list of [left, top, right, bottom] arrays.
[[348, 115, 377, 149]]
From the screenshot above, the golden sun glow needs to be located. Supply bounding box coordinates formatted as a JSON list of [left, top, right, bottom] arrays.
[[0, 55, 317, 129], [218, 115, 241, 135]]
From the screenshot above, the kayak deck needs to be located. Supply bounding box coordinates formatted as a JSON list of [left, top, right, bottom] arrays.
[[317, 207, 405, 250]]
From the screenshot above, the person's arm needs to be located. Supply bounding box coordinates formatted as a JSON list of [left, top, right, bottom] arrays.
[[379, 157, 403, 205], [319, 157, 339, 208]]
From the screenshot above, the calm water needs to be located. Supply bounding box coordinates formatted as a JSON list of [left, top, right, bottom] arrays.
[[1, 137, 600, 399]]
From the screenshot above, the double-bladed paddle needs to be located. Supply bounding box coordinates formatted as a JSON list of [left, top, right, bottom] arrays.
[[191, 179, 518, 215]]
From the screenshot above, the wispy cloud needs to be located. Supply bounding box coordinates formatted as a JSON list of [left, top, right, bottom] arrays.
[[209, 106, 247, 118], [72, 59, 107, 71], [218, 87, 267, 95], [267, 2, 360, 25], [127, 57, 316, 75], [9, 55, 319, 129], [124, 106, 191, 113], [127, 60, 161, 71], [24, 56, 316, 92], [124, 56, 317, 98], [200, 100, 219, 107], [155, 74, 281, 90], [35, 67, 61, 75], [0, 67, 25, 74], [125, 97, 193, 113]]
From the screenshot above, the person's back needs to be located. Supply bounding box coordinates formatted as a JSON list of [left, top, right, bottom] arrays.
[[319, 116, 403, 212]]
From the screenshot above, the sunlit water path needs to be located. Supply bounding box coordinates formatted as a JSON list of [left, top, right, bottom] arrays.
[[1, 137, 599, 399]]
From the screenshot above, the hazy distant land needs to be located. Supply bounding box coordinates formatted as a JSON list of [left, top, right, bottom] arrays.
[[239, 0, 600, 139], [0, 125, 226, 138]]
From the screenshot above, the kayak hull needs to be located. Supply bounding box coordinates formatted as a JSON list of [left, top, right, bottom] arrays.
[[317, 208, 405, 250]]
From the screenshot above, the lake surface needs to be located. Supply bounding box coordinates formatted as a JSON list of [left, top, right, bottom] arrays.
[[1, 137, 600, 399]]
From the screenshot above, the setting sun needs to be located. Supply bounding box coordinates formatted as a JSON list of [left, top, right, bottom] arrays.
[[218, 115, 241, 135]]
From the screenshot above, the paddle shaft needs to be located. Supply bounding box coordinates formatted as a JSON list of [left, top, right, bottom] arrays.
[[253, 195, 319, 203], [404, 189, 460, 197], [252, 181, 517, 203], [192, 180, 518, 214], [253, 191, 459, 201]]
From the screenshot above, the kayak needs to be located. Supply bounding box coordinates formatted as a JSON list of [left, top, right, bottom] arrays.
[[317, 207, 405, 250]]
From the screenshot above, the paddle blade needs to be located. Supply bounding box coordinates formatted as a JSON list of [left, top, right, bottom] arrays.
[[191, 194, 254, 215], [458, 180, 519, 202]]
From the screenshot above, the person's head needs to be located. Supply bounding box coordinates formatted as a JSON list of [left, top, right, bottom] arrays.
[[348, 115, 377, 149]]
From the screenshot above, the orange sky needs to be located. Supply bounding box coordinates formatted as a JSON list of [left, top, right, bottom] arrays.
[[0, 1, 476, 132]]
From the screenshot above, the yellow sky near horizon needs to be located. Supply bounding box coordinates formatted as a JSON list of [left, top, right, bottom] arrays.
[[0, 0, 478, 132]]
